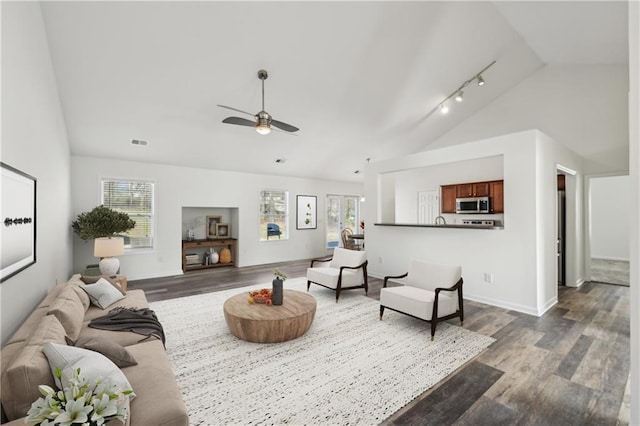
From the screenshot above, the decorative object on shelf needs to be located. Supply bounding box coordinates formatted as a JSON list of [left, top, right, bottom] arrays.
[[206, 215, 222, 238], [94, 237, 125, 277], [26, 367, 132, 426], [183, 216, 204, 241], [185, 253, 200, 266], [296, 195, 317, 230], [219, 247, 232, 264], [1, 162, 37, 283], [72, 205, 135, 277], [215, 223, 230, 238], [209, 248, 219, 264], [272, 268, 287, 305]]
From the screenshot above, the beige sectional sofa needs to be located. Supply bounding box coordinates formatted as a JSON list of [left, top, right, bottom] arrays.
[[1, 274, 188, 426]]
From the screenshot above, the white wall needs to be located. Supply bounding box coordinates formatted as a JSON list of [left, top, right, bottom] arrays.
[[364, 129, 583, 316], [0, 2, 73, 344], [389, 155, 503, 224], [71, 156, 362, 280], [628, 2, 640, 423], [588, 175, 630, 261], [429, 64, 628, 176]]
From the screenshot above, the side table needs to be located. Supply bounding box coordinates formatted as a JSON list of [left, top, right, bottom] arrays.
[[111, 274, 128, 292]]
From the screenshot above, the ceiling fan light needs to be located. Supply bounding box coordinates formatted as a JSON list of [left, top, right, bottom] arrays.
[[256, 123, 271, 135]]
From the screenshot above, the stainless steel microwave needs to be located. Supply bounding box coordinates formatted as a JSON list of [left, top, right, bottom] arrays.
[[456, 197, 490, 214]]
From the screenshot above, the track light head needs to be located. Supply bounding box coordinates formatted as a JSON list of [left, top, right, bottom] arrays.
[[439, 103, 449, 114], [477, 75, 485, 86], [455, 91, 464, 102]]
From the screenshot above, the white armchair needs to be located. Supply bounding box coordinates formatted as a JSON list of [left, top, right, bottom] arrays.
[[380, 260, 463, 340], [306, 248, 368, 302]]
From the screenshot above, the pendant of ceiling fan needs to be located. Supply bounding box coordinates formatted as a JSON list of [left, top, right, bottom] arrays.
[[218, 69, 300, 135]]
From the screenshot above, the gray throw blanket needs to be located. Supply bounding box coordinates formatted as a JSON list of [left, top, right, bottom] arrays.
[[89, 307, 165, 346]]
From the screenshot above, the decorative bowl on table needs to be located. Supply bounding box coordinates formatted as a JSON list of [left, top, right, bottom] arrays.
[[248, 288, 273, 304]]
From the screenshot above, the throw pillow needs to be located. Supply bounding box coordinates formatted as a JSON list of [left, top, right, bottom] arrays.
[[46, 286, 86, 341], [65, 336, 137, 368], [81, 275, 125, 295], [42, 342, 135, 398], [82, 277, 125, 309]]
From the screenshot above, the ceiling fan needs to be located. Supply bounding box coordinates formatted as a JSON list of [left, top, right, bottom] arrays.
[[218, 70, 300, 135]]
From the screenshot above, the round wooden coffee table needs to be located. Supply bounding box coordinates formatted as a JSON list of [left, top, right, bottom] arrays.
[[223, 289, 317, 343]]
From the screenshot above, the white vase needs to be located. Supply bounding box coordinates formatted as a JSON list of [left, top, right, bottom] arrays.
[[210, 251, 219, 264]]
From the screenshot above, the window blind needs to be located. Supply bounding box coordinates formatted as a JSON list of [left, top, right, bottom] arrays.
[[101, 180, 154, 249]]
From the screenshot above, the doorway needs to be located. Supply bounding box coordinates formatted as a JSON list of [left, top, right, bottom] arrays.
[[587, 175, 630, 286], [326, 195, 361, 249], [557, 174, 566, 285]]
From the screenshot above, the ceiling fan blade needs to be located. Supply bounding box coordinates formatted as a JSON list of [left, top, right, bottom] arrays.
[[222, 116, 256, 127], [217, 105, 255, 118], [271, 119, 300, 133]]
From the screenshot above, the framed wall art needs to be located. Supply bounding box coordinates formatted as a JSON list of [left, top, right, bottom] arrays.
[[296, 195, 317, 230], [206, 215, 222, 238], [215, 223, 230, 238], [1, 162, 37, 283]]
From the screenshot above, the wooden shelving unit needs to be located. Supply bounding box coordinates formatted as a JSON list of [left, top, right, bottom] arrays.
[[182, 239, 237, 272]]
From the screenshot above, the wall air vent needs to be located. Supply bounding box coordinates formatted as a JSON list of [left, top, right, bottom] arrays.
[[130, 139, 149, 147]]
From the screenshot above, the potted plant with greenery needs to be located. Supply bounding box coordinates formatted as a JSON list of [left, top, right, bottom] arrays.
[[72, 205, 136, 276]]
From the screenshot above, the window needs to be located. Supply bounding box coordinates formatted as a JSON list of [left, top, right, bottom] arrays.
[[101, 179, 154, 249], [259, 189, 288, 241]]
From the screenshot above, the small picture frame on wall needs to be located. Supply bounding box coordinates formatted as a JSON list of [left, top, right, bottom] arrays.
[[215, 223, 230, 238], [296, 195, 317, 230], [206, 216, 222, 238]]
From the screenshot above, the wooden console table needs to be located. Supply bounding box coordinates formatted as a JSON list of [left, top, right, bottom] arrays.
[[182, 239, 237, 272]]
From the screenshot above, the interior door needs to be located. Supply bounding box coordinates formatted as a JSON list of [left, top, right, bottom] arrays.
[[418, 190, 439, 224]]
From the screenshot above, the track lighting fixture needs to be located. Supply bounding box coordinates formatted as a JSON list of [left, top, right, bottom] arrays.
[[434, 60, 495, 115]]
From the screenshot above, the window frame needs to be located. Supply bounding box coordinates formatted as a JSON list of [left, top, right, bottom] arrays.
[[100, 177, 156, 252], [259, 188, 289, 242]]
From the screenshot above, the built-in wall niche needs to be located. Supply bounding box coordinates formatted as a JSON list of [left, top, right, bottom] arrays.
[[379, 155, 504, 226], [181, 207, 239, 240]]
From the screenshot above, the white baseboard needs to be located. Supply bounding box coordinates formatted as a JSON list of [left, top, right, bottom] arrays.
[[591, 256, 630, 262], [463, 293, 542, 317]]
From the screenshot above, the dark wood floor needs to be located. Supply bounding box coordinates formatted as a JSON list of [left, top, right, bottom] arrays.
[[130, 260, 630, 425]]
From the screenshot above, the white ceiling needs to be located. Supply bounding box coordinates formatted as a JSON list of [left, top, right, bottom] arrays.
[[38, 1, 628, 183]]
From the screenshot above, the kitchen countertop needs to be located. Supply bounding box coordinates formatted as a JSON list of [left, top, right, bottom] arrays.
[[374, 222, 504, 230]]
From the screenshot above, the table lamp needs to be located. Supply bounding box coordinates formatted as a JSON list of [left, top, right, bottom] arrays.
[[94, 237, 125, 277]]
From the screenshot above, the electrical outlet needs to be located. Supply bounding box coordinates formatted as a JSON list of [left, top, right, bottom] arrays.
[[484, 273, 493, 283]]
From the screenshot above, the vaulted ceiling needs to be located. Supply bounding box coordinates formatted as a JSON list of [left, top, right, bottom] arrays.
[[39, 1, 628, 182]]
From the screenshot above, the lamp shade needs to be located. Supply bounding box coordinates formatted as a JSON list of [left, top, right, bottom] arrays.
[[94, 237, 125, 258]]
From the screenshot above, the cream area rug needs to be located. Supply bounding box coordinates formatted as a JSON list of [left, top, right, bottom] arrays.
[[150, 278, 495, 425]]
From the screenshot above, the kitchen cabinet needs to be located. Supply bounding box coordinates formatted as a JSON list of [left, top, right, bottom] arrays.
[[489, 180, 504, 213], [441, 185, 457, 213], [441, 179, 504, 214], [456, 182, 490, 197]]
